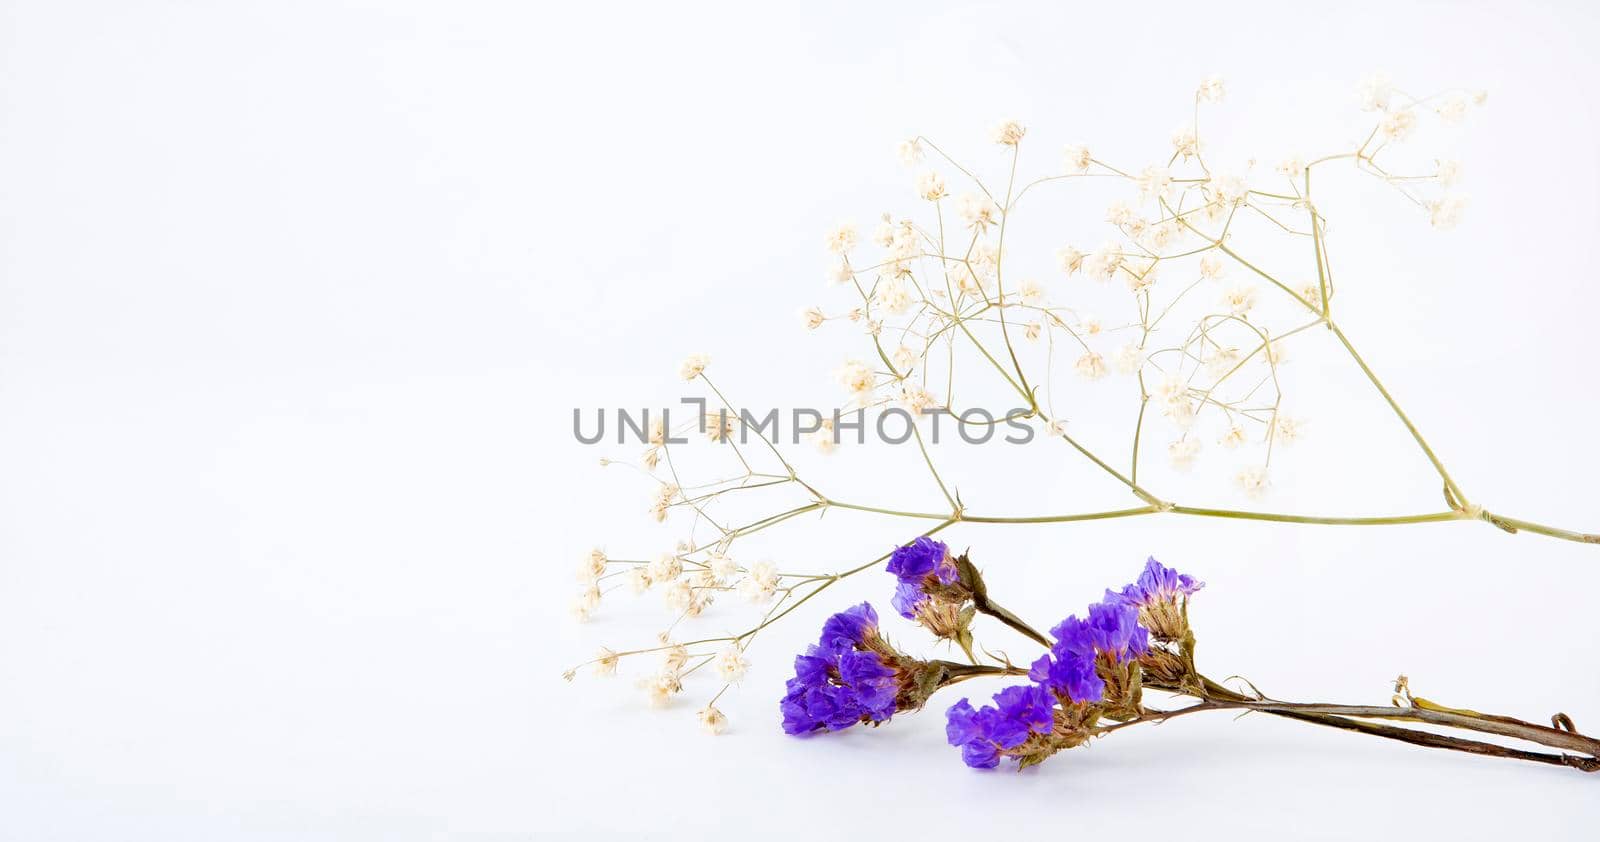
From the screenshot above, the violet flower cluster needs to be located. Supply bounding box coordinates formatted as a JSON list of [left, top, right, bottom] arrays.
[[886, 536, 958, 619], [780, 603, 902, 735], [945, 557, 1199, 769]]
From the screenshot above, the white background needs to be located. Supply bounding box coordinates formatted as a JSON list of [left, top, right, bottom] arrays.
[[3, 0, 1599, 838]]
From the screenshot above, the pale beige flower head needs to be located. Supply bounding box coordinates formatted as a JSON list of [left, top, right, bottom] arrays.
[[835, 359, 875, 396], [1426, 196, 1468, 230], [826, 222, 858, 254], [678, 353, 709, 381], [1168, 437, 1202, 471], [1171, 125, 1199, 160], [1063, 145, 1093, 174], [715, 646, 749, 682], [1074, 351, 1108, 380], [698, 704, 728, 735], [992, 119, 1026, 146], [897, 137, 924, 165], [1235, 466, 1270, 498]]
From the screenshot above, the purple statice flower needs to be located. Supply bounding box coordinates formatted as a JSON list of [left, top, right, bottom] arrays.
[[818, 601, 880, 653], [886, 537, 958, 619], [1105, 557, 1203, 641], [1048, 601, 1148, 663], [1028, 649, 1106, 704], [945, 684, 1056, 768], [1109, 556, 1204, 608], [781, 603, 902, 735]]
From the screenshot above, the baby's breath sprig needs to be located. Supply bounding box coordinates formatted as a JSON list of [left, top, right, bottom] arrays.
[[567, 76, 1597, 734]]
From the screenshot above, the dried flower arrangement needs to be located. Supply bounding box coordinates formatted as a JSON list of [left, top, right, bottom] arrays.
[[564, 76, 1598, 773]]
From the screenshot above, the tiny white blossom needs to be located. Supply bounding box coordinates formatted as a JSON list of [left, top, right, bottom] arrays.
[[715, 646, 749, 682], [897, 137, 924, 165], [826, 223, 858, 254], [812, 418, 837, 454], [1276, 157, 1306, 180], [1063, 145, 1093, 174], [957, 192, 1001, 230], [1199, 254, 1224, 280], [1219, 425, 1247, 449], [647, 552, 683, 583], [648, 483, 678, 523], [1171, 125, 1199, 159], [1297, 283, 1322, 309], [1221, 282, 1257, 316], [678, 353, 709, 381], [1434, 93, 1469, 124], [875, 278, 915, 314], [593, 647, 620, 677], [827, 261, 854, 285], [739, 561, 780, 604], [1126, 260, 1158, 293], [578, 548, 607, 583], [835, 359, 875, 396], [1197, 75, 1226, 103], [663, 578, 694, 611], [1074, 351, 1107, 380], [709, 553, 739, 580], [1379, 108, 1416, 142], [1079, 315, 1103, 336], [1136, 166, 1173, 203], [1057, 245, 1085, 275], [1426, 195, 1468, 229], [1106, 200, 1139, 228], [1084, 243, 1124, 282], [873, 214, 896, 248], [1018, 277, 1046, 304], [1210, 174, 1247, 207], [899, 386, 938, 415], [992, 120, 1027, 146], [917, 170, 948, 201], [1358, 72, 1393, 112], [1270, 415, 1306, 446], [802, 306, 825, 330], [626, 566, 653, 594], [1204, 346, 1242, 379], [1263, 337, 1290, 367], [1168, 437, 1202, 471], [1113, 342, 1143, 375], [1153, 373, 1187, 405], [1436, 159, 1462, 188], [1235, 466, 1270, 498], [698, 704, 728, 735], [643, 670, 682, 708]]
